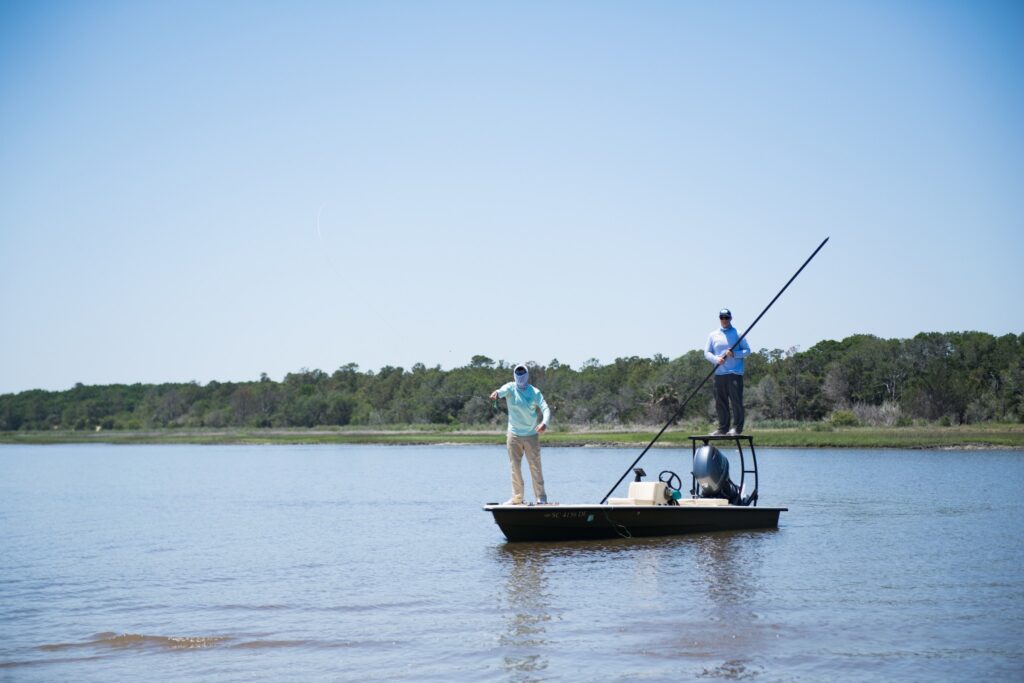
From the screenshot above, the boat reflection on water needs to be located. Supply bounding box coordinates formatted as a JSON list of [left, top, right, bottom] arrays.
[[494, 543, 553, 678], [667, 530, 780, 679], [491, 529, 782, 679], [491, 532, 778, 679]]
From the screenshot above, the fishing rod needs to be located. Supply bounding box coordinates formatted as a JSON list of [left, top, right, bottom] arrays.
[[598, 236, 830, 504]]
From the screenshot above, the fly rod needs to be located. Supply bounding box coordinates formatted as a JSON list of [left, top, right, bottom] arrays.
[[598, 236, 830, 504]]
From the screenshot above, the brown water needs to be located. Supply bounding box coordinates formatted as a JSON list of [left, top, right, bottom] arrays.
[[1, 444, 1022, 681]]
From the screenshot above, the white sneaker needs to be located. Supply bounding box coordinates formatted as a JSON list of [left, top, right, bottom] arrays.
[[503, 498, 524, 505], [709, 429, 727, 436], [726, 428, 738, 436]]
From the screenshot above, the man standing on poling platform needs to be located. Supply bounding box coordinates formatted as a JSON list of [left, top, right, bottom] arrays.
[[704, 308, 751, 436]]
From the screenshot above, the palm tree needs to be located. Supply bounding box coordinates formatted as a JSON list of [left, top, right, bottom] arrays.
[[648, 384, 681, 424]]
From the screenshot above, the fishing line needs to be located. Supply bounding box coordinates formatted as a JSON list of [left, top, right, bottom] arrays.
[[315, 203, 326, 241]]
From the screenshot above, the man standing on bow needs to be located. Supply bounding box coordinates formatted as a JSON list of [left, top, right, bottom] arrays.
[[704, 308, 752, 436], [490, 363, 551, 505]]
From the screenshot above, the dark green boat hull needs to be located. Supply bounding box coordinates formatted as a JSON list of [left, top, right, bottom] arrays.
[[485, 503, 786, 542]]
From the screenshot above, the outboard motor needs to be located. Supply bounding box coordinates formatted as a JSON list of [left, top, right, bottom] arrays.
[[692, 445, 741, 505]]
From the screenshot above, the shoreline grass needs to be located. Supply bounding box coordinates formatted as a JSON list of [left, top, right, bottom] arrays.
[[1, 424, 1022, 449]]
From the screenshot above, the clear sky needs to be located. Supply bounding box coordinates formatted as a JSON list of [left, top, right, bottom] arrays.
[[1, 1, 1022, 394]]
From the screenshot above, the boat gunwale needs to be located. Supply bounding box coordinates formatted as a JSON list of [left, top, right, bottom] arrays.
[[483, 503, 789, 511]]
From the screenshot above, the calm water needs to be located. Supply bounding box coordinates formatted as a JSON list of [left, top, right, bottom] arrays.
[[1, 444, 1022, 681]]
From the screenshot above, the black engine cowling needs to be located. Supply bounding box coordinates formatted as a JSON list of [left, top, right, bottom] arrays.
[[692, 445, 741, 504]]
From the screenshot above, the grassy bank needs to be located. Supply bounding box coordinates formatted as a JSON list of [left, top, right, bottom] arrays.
[[1, 424, 1022, 448]]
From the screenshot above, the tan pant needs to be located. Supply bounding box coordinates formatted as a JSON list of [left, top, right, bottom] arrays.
[[507, 433, 546, 503]]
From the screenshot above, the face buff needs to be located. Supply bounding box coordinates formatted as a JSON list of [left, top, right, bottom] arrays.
[[514, 365, 529, 390]]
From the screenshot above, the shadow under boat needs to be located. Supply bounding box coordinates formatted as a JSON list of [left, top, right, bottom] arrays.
[[484, 435, 787, 542]]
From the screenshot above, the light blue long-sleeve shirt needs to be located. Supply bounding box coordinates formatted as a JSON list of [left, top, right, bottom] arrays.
[[496, 382, 551, 436], [704, 326, 752, 376]]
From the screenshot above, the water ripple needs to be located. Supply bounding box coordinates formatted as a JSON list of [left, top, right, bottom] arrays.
[[39, 632, 232, 652]]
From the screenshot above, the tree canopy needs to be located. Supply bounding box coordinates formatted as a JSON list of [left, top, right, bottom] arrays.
[[2, 331, 1021, 431]]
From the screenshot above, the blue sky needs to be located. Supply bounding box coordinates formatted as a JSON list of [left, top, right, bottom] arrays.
[[1, 1, 1022, 394]]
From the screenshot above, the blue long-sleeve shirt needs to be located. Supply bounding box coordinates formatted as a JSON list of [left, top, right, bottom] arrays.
[[496, 382, 551, 436], [704, 326, 752, 376]]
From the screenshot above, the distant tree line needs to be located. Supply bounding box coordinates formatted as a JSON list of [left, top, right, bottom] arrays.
[[1, 331, 1021, 431]]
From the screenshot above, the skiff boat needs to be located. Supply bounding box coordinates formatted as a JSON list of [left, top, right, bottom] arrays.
[[484, 435, 786, 542]]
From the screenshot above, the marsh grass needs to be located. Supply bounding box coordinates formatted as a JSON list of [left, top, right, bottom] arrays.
[[2, 423, 1022, 448]]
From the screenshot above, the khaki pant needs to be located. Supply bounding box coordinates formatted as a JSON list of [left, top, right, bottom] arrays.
[[507, 433, 546, 503]]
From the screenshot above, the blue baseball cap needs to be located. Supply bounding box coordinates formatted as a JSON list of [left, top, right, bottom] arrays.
[[719, 308, 732, 319]]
